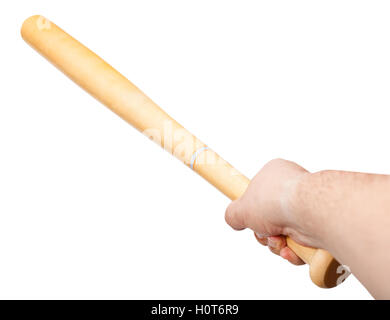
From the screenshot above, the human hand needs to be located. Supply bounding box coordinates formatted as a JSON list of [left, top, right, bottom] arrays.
[[225, 159, 316, 265]]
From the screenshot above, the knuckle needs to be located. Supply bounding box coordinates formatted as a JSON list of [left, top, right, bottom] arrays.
[[266, 158, 286, 168], [225, 200, 247, 230], [224, 201, 240, 228], [224, 203, 234, 224]]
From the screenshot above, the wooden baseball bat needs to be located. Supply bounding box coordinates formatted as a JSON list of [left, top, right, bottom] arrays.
[[21, 15, 347, 288]]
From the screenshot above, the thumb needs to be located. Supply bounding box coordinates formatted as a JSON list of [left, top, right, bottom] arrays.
[[225, 199, 247, 231]]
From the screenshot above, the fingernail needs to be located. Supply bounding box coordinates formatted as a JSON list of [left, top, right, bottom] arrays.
[[267, 237, 277, 248], [255, 232, 266, 239]]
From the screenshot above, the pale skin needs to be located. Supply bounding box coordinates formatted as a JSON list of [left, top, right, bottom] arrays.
[[225, 159, 390, 299]]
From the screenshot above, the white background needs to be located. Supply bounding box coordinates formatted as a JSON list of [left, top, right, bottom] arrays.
[[2, 0, 388, 299]]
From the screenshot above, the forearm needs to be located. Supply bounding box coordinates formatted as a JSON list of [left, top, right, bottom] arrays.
[[292, 170, 390, 298]]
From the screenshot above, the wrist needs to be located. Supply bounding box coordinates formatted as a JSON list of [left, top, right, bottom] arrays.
[[283, 171, 331, 248]]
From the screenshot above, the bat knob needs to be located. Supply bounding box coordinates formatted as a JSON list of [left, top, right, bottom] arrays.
[[309, 249, 350, 288], [286, 237, 350, 288]]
